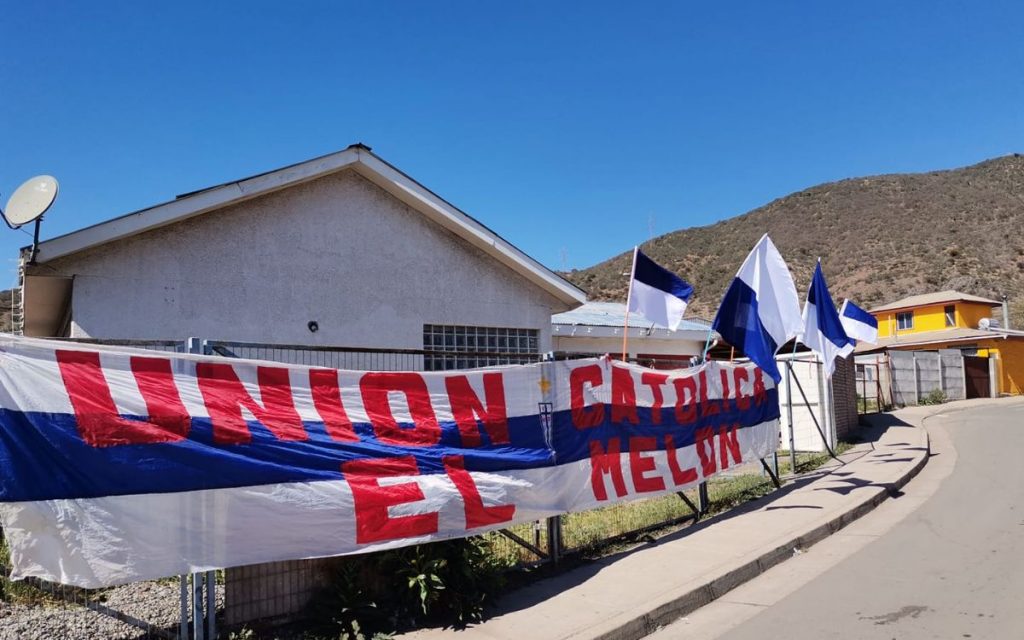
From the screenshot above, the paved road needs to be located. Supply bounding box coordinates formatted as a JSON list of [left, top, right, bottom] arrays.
[[651, 399, 1024, 640]]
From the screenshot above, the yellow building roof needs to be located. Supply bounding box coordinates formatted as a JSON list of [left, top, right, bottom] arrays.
[[870, 290, 1001, 313], [854, 327, 1022, 354]]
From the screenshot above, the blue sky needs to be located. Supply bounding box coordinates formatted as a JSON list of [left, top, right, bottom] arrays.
[[2, 2, 1022, 287]]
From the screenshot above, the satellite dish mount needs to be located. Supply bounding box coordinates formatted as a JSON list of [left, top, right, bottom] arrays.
[[1, 175, 59, 265]]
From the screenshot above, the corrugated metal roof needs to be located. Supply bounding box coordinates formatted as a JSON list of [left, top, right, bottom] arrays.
[[870, 290, 1001, 313], [552, 301, 713, 332]]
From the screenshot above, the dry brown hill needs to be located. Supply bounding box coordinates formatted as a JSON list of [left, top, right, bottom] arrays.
[[566, 155, 1024, 328]]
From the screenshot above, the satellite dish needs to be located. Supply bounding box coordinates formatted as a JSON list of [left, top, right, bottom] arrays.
[[979, 317, 991, 330], [2, 175, 58, 228]]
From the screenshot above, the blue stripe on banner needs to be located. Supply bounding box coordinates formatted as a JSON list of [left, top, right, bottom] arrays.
[[634, 250, 694, 301], [0, 389, 778, 502], [712, 278, 782, 383]]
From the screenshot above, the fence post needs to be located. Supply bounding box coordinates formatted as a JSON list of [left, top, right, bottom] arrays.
[[785, 360, 797, 476], [911, 353, 919, 405], [961, 353, 968, 401], [860, 372, 867, 413], [206, 569, 216, 640], [180, 575, 189, 640], [938, 355, 945, 395], [815, 360, 830, 449], [546, 517, 561, 564]]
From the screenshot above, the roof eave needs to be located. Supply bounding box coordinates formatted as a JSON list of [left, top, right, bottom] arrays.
[[27, 146, 587, 308], [31, 147, 363, 264]]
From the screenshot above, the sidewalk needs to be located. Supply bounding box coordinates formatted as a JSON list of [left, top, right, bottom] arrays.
[[400, 406, 937, 640]]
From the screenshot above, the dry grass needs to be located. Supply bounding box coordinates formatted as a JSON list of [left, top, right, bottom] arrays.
[[487, 443, 853, 566]]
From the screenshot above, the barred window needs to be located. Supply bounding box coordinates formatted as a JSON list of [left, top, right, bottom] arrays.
[[423, 324, 539, 371]]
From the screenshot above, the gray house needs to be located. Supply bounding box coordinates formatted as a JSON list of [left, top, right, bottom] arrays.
[[19, 144, 586, 355]]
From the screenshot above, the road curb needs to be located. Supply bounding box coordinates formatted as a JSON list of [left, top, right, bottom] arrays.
[[580, 426, 932, 640]]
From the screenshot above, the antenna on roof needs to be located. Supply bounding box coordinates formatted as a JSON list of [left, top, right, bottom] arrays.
[[1, 175, 59, 265]]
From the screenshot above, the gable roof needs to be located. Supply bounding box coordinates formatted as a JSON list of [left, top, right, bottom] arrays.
[[869, 290, 1001, 313], [26, 144, 587, 307]]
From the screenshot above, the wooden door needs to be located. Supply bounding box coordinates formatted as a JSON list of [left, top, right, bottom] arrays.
[[963, 356, 990, 399]]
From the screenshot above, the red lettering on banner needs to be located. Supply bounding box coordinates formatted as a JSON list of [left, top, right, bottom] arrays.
[[590, 438, 627, 501], [628, 436, 665, 494], [443, 455, 516, 528], [611, 366, 639, 425], [57, 350, 190, 447], [197, 363, 307, 444], [752, 368, 766, 405], [665, 435, 698, 486], [734, 368, 751, 411], [360, 373, 441, 446], [695, 426, 717, 477], [571, 364, 605, 428], [309, 369, 357, 442], [342, 456, 439, 543], [641, 372, 669, 425], [445, 373, 510, 447], [673, 376, 697, 424], [719, 423, 742, 470], [699, 371, 719, 417]]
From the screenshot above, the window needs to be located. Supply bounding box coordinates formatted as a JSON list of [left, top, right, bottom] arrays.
[[423, 324, 539, 371], [896, 311, 914, 331], [944, 305, 956, 327]]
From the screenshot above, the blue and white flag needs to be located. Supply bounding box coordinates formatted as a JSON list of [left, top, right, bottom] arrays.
[[712, 234, 804, 383], [626, 248, 694, 331], [801, 262, 854, 378], [839, 299, 878, 345]]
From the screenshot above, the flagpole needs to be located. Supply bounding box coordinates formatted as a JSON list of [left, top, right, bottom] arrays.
[[700, 326, 715, 363], [622, 247, 639, 362]]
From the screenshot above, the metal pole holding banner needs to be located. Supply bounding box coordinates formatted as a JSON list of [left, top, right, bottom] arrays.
[[539, 352, 561, 565], [185, 338, 216, 640], [191, 573, 204, 640], [784, 357, 797, 475], [205, 570, 216, 639], [759, 458, 782, 489]]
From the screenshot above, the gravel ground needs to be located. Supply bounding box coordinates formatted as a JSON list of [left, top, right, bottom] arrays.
[[0, 579, 224, 640]]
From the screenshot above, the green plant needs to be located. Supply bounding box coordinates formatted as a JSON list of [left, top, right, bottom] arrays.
[[919, 389, 947, 405], [309, 537, 510, 637]]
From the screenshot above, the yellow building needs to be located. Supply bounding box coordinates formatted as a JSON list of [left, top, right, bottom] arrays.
[[857, 290, 1024, 396]]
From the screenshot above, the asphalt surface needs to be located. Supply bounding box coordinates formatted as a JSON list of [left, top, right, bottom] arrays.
[[653, 399, 1024, 640]]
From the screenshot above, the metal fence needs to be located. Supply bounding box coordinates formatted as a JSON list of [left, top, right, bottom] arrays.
[[1, 338, 791, 638]]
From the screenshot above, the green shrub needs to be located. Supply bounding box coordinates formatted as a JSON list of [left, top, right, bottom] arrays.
[[919, 389, 947, 405], [308, 537, 512, 637]]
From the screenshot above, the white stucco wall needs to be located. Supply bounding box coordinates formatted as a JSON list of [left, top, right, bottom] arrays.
[[33, 170, 567, 350]]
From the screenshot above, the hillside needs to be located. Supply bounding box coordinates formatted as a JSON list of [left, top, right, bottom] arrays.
[[566, 155, 1024, 327]]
